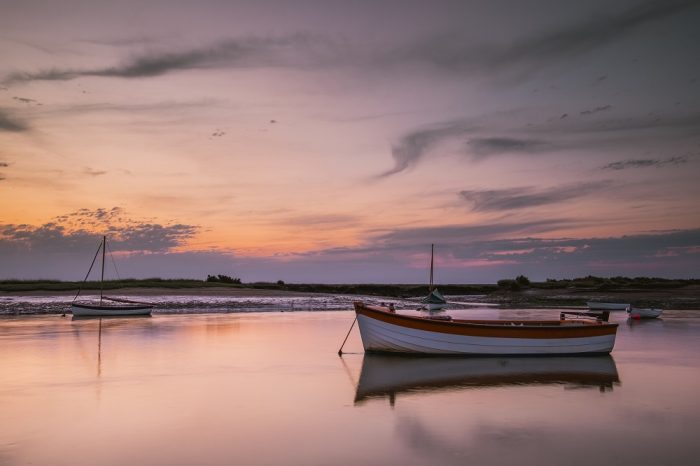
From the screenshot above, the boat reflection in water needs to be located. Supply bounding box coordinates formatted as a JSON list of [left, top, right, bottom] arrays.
[[354, 354, 620, 405]]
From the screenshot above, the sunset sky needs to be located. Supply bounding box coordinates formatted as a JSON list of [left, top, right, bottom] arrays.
[[1, 0, 699, 283]]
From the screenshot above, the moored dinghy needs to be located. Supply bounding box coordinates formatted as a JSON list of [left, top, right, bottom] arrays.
[[353, 302, 618, 355], [628, 307, 663, 319], [587, 302, 630, 311]]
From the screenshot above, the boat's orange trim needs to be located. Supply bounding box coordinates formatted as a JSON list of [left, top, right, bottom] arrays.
[[354, 302, 618, 339]]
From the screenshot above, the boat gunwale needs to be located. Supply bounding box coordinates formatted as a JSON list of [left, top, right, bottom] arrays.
[[355, 302, 618, 339]]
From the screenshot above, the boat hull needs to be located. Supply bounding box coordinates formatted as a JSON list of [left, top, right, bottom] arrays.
[[587, 302, 630, 311], [628, 308, 663, 319], [355, 302, 617, 355], [71, 303, 152, 317]]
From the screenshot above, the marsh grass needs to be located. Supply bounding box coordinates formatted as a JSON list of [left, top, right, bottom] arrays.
[[1, 276, 697, 299]]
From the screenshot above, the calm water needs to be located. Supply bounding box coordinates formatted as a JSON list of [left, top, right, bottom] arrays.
[[1, 308, 699, 465]]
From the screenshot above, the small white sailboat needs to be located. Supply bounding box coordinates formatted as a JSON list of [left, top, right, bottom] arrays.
[[420, 244, 447, 311], [71, 236, 153, 317]]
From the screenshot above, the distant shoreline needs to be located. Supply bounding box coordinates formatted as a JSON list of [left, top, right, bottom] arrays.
[[2, 280, 699, 309]]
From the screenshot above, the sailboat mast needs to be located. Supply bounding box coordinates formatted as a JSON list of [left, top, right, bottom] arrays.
[[429, 244, 434, 292], [99, 235, 106, 304]]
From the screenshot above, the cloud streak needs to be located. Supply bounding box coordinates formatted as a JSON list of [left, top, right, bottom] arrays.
[[382, 108, 700, 177], [272, 225, 700, 282], [0, 109, 28, 131], [601, 156, 689, 170], [2, 34, 334, 85], [379, 120, 475, 177], [467, 137, 550, 157], [83, 167, 107, 176], [580, 105, 612, 116], [459, 182, 610, 212], [381, 124, 558, 177], [390, 0, 698, 78], [5, 1, 696, 88], [469, 229, 700, 269], [12, 96, 40, 105]]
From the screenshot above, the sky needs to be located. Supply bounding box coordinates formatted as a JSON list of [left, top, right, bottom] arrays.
[[1, 0, 699, 283]]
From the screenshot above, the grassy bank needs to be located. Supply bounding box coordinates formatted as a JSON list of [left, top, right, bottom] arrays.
[[1, 276, 698, 295], [2, 277, 698, 309], [0, 279, 496, 296]]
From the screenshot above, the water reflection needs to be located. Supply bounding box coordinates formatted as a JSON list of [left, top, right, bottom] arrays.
[[354, 354, 620, 405]]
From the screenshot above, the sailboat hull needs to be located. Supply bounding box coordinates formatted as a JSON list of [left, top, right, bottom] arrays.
[[71, 302, 152, 316]]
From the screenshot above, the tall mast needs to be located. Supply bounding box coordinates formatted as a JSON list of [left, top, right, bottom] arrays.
[[429, 244, 434, 292], [99, 235, 106, 304]]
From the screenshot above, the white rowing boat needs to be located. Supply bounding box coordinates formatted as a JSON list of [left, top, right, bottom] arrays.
[[354, 302, 618, 355]]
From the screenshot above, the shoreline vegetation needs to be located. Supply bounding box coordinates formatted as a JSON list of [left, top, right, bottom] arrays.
[[1, 276, 699, 309]]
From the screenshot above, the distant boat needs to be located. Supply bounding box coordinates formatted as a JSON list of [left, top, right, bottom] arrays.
[[354, 353, 620, 403], [354, 301, 618, 355], [628, 307, 663, 319], [587, 302, 630, 311], [420, 244, 447, 311], [71, 236, 153, 317]]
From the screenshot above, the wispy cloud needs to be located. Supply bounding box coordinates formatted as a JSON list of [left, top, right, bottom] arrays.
[[381, 123, 557, 177], [390, 0, 698, 78], [602, 156, 689, 170], [277, 213, 360, 227], [580, 105, 612, 116], [467, 137, 549, 157], [275, 225, 700, 281], [0, 109, 28, 131], [83, 167, 107, 177], [369, 219, 576, 247], [470, 229, 700, 268], [379, 120, 475, 177], [5, 1, 695, 88], [460, 182, 610, 212], [2, 34, 333, 86], [12, 96, 41, 105], [559, 112, 700, 135], [382, 108, 700, 177]]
